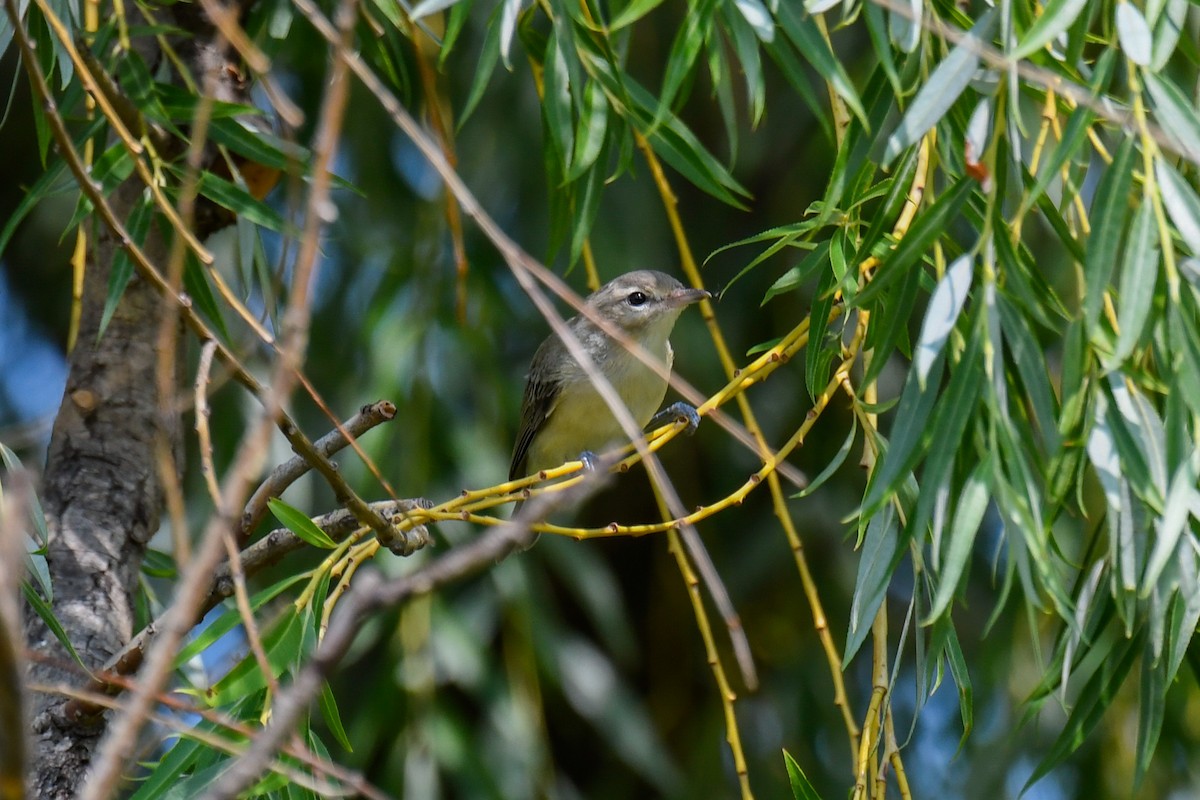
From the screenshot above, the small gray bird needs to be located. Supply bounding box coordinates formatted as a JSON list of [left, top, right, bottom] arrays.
[[510, 270, 709, 483]]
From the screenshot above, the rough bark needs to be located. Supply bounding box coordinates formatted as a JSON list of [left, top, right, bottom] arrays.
[[23, 7, 249, 794], [25, 180, 173, 800]]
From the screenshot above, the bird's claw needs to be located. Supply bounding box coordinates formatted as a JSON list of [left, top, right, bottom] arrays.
[[578, 450, 601, 471], [650, 401, 702, 436]]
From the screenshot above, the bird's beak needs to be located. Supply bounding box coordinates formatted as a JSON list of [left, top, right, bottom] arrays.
[[664, 287, 711, 308]]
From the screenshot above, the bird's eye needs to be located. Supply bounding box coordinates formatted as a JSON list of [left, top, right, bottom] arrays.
[[627, 291, 648, 307]]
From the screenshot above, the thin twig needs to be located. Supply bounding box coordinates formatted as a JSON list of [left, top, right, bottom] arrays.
[[200, 468, 613, 799]]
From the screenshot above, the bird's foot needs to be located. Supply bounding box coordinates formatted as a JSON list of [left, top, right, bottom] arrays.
[[649, 401, 701, 435], [578, 450, 601, 471]]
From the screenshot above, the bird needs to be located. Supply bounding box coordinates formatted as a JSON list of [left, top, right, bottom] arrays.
[[510, 270, 709, 488]]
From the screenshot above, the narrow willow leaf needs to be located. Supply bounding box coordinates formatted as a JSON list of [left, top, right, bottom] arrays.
[[1155, 157, 1200, 253], [888, 0, 920, 53], [775, 2, 867, 126], [928, 455, 992, 621], [909, 326, 985, 537], [1023, 632, 1140, 792], [568, 80, 608, 179], [608, 0, 666, 30], [22, 583, 86, 668], [268, 498, 338, 549], [915, 254, 974, 387], [410, 0, 463, 19], [884, 10, 996, 164], [320, 682, 353, 751], [783, 751, 824, 800], [195, 171, 287, 233], [1142, 72, 1200, 165], [860, 324, 952, 515], [1150, 0, 1187, 70], [1112, 200, 1160, 363], [1086, 395, 1123, 527], [459, 8, 503, 126], [1011, 0, 1089, 60], [845, 504, 899, 665], [498, 0, 523, 68], [1116, 2, 1153, 65], [735, 0, 774, 41], [100, 194, 154, 340], [1083, 138, 1136, 331], [174, 574, 308, 667], [656, 0, 718, 123], [182, 255, 231, 343], [997, 296, 1061, 452], [855, 178, 973, 308], [761, 241, 830, 304], [805, 269, 839, 400], [1141, 456, 1198, 593], [208, 118, 310, 172], [128, 736, 204, 800], [1167, 551, 1200, 684], [1136, 637, 1167, 787], [965, 99, 992, 165], [1108, 373, 1168, 500], [543, 30, 573, 169], [864, 0, 901, 93], [794, 418, 857, 498], [206, 612, 304, 706]]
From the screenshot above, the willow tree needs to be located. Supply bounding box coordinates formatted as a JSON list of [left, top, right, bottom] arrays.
[[2, 0, 1199, 796]]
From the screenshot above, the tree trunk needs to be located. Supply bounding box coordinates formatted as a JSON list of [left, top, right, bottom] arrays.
[[26, 180, 174, 800]]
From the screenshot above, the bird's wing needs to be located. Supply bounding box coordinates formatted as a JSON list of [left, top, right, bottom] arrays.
[[509, 372, 562, 480]]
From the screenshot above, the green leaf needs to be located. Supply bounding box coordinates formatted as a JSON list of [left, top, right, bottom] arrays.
[[543, 27, 574, 170], [268, 498, 338, 549], [793, 418, 856, 498], [1150, 0, 1188, 70], [1011, 0, 1089, 60], [1083, 138, 1136, 332], [864, 1, 901, 94], [927, 454, 992, 621], [854, 177, 973, 309], [859, 325, 951, 516], [1155, 157, 1200, 254], [608, 0, 666, 30], [320, 681, 354, 751], [208, 118, 310, 173], [783, 750, 823, 800], [915, 254, 974, 387], [22, 582, 87, 669], [883, 10, 997, 164], [1136, 636, 1166, 787], [775, 2, 867, 127], [568, 80, 608, 179], [183, 253, 231, 343], [206, 611, 304, 706], [100, 193, 154, 339], [845, 504, 899, 665], [410, 0, 465, 19], [1023, 631, 1140, 793], [195, 170, 288, 233], [1141, 455, 1197, 593], [1143, 72, 1200, 165], [805, 268, 839, 401], [174, 574, 308, 667], [1111, 199, 1160, 363], [655, 0, 718, 125], [1116, 1, 1153, 65]]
